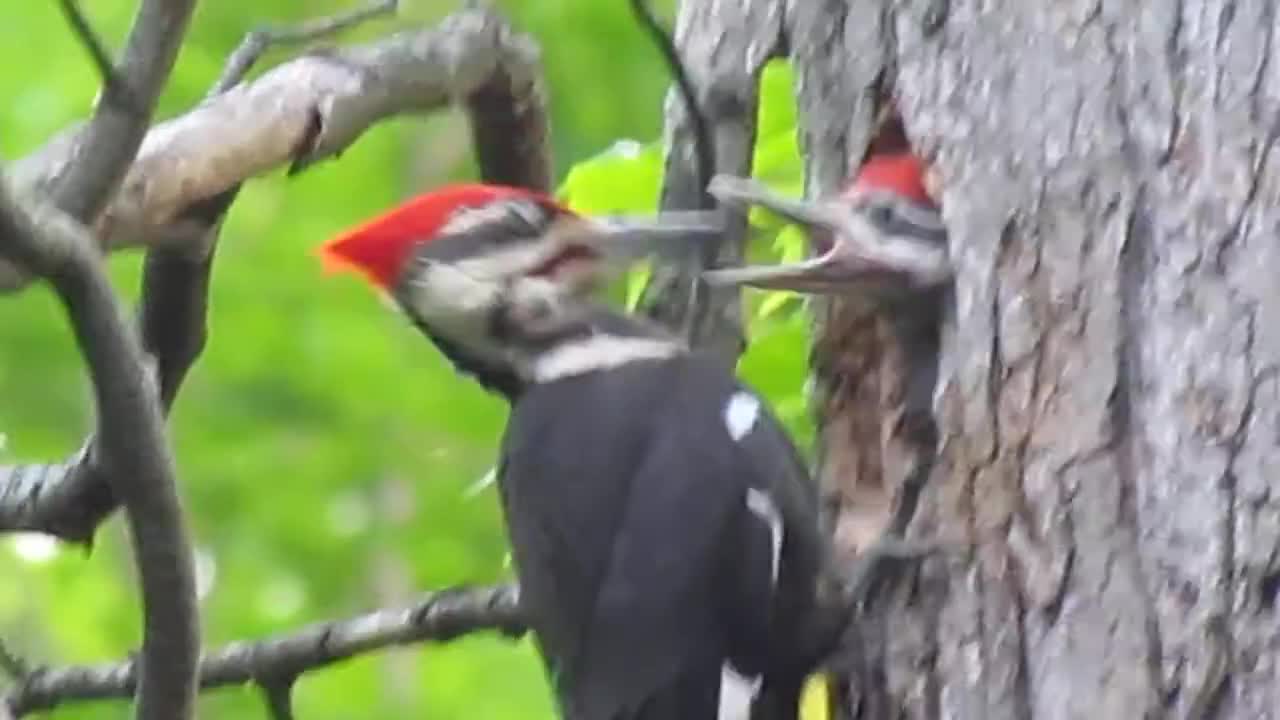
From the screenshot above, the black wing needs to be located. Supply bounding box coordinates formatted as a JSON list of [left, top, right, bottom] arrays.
[[498, 354, 824, 717]]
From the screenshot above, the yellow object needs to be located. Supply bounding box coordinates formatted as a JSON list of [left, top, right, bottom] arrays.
[[799, 673, 830, 720]]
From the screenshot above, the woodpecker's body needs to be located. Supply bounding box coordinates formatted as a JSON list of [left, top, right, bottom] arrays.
[[497, 317, 832, 719], [319, 184, 839, 719]]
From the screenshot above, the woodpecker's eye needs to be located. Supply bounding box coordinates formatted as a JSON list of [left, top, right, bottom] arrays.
[[528, 244, 598, 278], [865, 201, 895, 227]]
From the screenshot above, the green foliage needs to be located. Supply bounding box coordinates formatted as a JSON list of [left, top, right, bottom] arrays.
[[558, 58, 816, 449], [0, 4, 814, 719]]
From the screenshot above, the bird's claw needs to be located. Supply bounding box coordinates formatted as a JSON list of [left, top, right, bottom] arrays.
[[842, 535, 941, 609]]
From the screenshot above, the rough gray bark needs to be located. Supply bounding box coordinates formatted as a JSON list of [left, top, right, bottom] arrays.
[[781, 0, 1280, 718], [658, 0, 1280, 718], [7, 1, 1276, 718], [643, 0, 786, 360]]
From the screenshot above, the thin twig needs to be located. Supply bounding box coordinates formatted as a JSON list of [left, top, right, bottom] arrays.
[[212, 0, 398, 94], [51, 0, 198, 222], [57, 0, 121, 99], [5, 584, 522, 717]]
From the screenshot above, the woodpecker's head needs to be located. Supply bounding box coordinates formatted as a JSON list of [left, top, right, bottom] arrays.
[[700, 154, 950, 295], [318, 183, 720, 393]]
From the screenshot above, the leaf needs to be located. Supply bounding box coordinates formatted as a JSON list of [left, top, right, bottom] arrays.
[[756, 60, 799, 140], [755, 290, 796, 320], [557, 138, 665, 214], [624, 263, 653, 311], [773, 225, 810, 262]]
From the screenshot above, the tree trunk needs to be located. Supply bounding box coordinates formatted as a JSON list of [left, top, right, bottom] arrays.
[[804, 1, 1280, 718], [668, 0, 1280, 718]]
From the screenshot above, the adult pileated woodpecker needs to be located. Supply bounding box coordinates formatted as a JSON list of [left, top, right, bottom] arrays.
[[318, 183, 845, 720]]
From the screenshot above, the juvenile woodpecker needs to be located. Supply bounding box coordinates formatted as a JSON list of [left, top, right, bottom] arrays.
[[318, 183, 843, 720], [700, 153, 949, 296]]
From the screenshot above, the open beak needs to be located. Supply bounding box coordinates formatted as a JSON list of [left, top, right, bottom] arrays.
[[697, 174, 950, 295]]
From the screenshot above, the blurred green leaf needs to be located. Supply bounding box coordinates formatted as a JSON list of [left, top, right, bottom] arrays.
[[557, 138, 664, 214]]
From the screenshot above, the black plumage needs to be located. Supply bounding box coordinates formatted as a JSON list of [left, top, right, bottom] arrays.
[[369, 196, 840, 719], [498, 349, 832, 719]]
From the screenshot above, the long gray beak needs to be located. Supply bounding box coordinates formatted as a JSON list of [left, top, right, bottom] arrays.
[[584, 210, 727, 264], [699, 174, 950, 295]]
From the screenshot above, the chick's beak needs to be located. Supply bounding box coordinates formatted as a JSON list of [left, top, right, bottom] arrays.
[[698, 174, 951, 295]]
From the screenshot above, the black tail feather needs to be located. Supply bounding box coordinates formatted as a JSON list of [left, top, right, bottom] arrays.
[[632, 663, 724, 720], [560, 663, 722, 720], [749, 674, 806, 720]]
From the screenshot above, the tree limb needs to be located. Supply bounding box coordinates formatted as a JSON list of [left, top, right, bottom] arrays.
[[0, 6, 550, 543], [0, 176, 199, 720], [0, 5, 206, 717], [50, 0, 198, 222], [0, 0, 402, 546], [639, 0, 783, 360], [1, 6, 547, 264], [214, 0, 399, 95], [5, 584, 523, 717], [257, 680, 297, 720]]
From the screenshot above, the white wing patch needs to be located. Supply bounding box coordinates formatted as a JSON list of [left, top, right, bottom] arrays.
[[717, 664, 762, 720], [463, 466, 498, 497], [746, 488, 783, 586], [722, 392, 760, 441]]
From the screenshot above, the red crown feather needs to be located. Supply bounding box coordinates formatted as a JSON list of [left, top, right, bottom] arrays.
[[845, 153, 935, 207], [318, 183, 573, 288]]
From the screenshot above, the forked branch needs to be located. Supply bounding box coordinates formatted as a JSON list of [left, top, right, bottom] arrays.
[[4, 584, 522, 717], [0, 177, 199, 720], [0, 5, 551, 543], [50, 0, 199, 222]]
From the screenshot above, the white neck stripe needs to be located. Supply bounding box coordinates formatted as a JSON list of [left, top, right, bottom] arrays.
[[531, 335, 681, 382]]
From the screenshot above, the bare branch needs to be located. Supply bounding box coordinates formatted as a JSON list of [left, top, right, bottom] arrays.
[[51, 0, 198, 222], [0, 177, 199, 720], [5, 584, 523, 717], [463, 15, 552, 192], [639, 0, 783, 360], [24, 0, 404, 544], [0, 6, 545, 265], [214, 0, 398, 94], [257, 681, 296, 720], [0, 6, 550, 543]]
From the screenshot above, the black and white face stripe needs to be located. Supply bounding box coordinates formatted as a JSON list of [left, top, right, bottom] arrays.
[[404, 199, 586, 287], [397, 252, 685, 391], [850, 188, 947, 246], [701, 173, 951, 294]]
